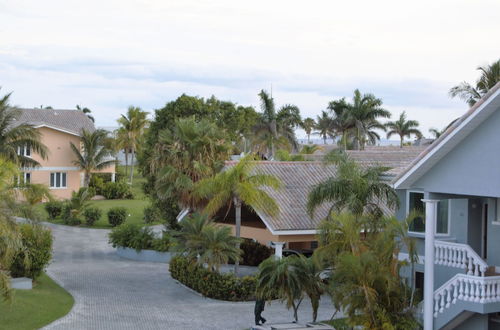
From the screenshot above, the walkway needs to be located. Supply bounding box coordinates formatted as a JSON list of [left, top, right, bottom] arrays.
[[43, 223, 339, 330]]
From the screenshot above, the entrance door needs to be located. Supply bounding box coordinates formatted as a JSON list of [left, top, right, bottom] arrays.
[[482, 203, 488, 260]]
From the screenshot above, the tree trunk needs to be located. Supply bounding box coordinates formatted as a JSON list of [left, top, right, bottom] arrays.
[[234, 198, 242, 275], [124, 149, 129, 178], [311, 295, 319, 322], [129, 148, 135, 184], [84, 172, 90, 187], [307, 133, 310, 144], [323, 135, 326, 144], [400, 136, 404, 148]]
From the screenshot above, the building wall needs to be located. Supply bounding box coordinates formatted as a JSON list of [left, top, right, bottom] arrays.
[[222, 223, 316, 246]]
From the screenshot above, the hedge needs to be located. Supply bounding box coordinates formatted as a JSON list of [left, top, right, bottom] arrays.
[[169, 256, 256, 301]]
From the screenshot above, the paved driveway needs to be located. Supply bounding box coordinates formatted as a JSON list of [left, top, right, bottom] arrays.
[[43, 223, 339, 330]]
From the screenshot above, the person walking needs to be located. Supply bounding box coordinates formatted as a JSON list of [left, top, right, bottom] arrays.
[[254, 299, 267, 326]]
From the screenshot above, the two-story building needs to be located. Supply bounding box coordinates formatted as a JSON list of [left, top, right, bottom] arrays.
[[394, 82, 500, 329], [13, 108, 115, 199]]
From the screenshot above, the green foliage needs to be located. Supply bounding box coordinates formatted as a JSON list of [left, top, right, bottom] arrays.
[[108, 223, 171, 252], [20, 183, 53, 206], [82, 207, 102, 226], [44, 201, 63, 220], [239, 239, 272, 266], [10, 224, 53, 280], [107, 207, 128, 227], [143, 205, 162, 224], [275, 149, 305, 161], [385, 111, 422, 147], [89, 175, 106, 195], [102, 181, 133, 200], [169, 255, 256, 301]]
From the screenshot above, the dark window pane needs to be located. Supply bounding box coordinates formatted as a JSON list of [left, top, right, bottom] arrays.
[[62, 173, 66, 187], [408, 192, 425, 232], [50, 173, 54, 187], [56, 173, 60, 187], [437, 200, 449, 234], [25, 173, 31, 184]]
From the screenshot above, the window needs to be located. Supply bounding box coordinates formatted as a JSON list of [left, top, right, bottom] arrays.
[[50, 172, 67, 188], [14, 172, 31, 186], [407, 191, 449, 235], [415, 271, 424, 291], [23, 172, 31, 184], [17, 145, 31, 157]]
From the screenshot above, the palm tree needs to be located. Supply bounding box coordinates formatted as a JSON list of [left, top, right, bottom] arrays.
[[114, 127, 132, 177], [345, 90, 391, 150], [0, 91, 48, 167], [252, 90, 301, 158], [327, 98, 353, 150], [385, 112, 422, 148], [301, 117, 316, 144], [300, 144, 323, 155], [20, 183, 52, 206], [315, 111, 334, 144], [292, 256, 324, 322], [195, 154, 281, 274], [76, 105, 94, 123], [450, 59, 500, 106], [307, 151, 399, 218], [256, 256, 304, 322], [70, 129, 115, 187], [117, 106, 149, 183]]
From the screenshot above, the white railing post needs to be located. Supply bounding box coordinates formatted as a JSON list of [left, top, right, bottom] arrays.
[[423, 199, 439, 330]]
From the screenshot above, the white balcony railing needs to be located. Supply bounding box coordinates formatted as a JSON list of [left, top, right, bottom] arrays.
[[434, 274, 500, 317], [435, 241, 488, 276]]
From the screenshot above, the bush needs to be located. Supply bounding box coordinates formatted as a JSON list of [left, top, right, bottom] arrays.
[[108, 223, 171, 251], [103, 181, 133, 200], [83, 207, 102, 226], [44, 201, 63, 220], [107, 207, 128, 227], [89, 175, 106, 195], [143, 206, 162, 224], [10, 224, 53, 280], [169, 256, 256, 301], [240, 239, 273, 266]]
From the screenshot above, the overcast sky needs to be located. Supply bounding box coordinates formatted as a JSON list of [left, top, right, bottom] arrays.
[[1, 0, 499, 138]]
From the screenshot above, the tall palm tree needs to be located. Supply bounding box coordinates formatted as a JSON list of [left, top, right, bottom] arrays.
[[117, 106, 149, 183], [70, 129, 115, 187], [115, 127, 132, 178], [327, 98, 353, 150], [76, 104, 95, 123], [292, 255, 324, 322], [0, 91, 48, 167], [195, 154, 281, 274], [315, 111, 335, 144], [345, 90, 391, 150], [252, 90, 301, 158], [301, 117, 316, 144], [450, 59, 500, 106], [300, 144, 323, 155], [385, 111, 422, 148], [307, 151, 399, 218]]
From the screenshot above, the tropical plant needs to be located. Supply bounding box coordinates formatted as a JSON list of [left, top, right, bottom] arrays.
[[450, 59, 500, 106], [307, 151, 399, 217], [83, 207, 102, 226], [44, 201, 63, 220], [385, 111, 422, 147], [327, 98, 353, 150], [20, 183, 52, 206], [107, 207, 128, 227], [0, 90, 48, 167], [195, 154, 281, 273], [70, 129, 114, 187], [275, 149, 305, 161], [76, 104, 94, 122], [301, 117, 316, 144], [252, 90, 301, 158], [428, 127, 444, 140], [314, 111, 335, 144], [300, 144, 323, 155], [117, 106, 149, 183]]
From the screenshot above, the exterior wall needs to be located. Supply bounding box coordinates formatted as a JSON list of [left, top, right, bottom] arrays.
[[222, 223, 316, 246]]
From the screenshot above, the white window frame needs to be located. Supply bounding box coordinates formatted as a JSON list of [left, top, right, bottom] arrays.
[[23, 172, 31, 184], [406, 190, 451, 236], [17, 145, 31, 158], [50, 172, 67, 189]]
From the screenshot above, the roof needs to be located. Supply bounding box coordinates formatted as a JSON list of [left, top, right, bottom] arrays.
[[394, 82, 500, 189], [10, 108, 95, 136], [225, 155, 420, 233]]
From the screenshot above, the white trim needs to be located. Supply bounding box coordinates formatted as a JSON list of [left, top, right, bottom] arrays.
[[24, 166, 80, 171], [34, 124, 82, 137], [406, 191, 451, 236], [398, 252, 424, 264], [394, 87, 500, 189]]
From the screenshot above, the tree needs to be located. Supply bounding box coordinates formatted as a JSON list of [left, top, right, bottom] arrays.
[[385, 111, 422, 148], [292, 255, 324, 322], [20, 184, 52, 206], [315, 111, 335, 144], [0, 90, 48, 167], [76, 104, 94, 123], [307, 151, 399, 218], [252, 90, 301, 158], [327, 98, 353, 150], [70, 129, 115, 187], [450, 59, 500, 106], [301, 117, 316, 144], [300, 144, 323, 155], [195, 154, 281, 274], [117, 106, 149, 184]]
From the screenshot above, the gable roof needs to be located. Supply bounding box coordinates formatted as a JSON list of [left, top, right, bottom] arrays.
[[11, 108, 95, 136], [394, 82, 500, 189]]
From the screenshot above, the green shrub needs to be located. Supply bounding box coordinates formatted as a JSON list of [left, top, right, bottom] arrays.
[[169, 256, 256, 301], [108, 223, 171, 251], [240, 239, 273, 266], [89, 175, 106, 195], [143, 206, 161, 224], [44, 201, 63, 220], [83, 207, 102, 226], [103, 181, 133, 200], [10, 224, 53, 280], [107, 207, 128, 227]]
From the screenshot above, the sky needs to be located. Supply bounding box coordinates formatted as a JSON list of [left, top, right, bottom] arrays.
[[1, 0, 499, 139]]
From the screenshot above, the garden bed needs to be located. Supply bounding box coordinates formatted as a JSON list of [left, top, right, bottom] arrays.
[[116, 246, 173, 263]]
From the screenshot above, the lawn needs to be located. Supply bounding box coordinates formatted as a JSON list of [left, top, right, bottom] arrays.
[[322, 318, 350, 329], [0, 273, 74, 330]]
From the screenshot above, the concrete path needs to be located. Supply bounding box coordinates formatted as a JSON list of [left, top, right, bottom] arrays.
[[43, 223, 340, 330]]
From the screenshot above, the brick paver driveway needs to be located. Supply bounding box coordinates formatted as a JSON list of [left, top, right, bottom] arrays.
[[43, 223, 338, 330]]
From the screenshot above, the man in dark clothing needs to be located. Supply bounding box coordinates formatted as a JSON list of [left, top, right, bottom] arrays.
[[254, 299, 267, 325]]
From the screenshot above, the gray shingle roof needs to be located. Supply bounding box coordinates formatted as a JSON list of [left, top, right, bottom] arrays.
[[11, 108, 95, 136]]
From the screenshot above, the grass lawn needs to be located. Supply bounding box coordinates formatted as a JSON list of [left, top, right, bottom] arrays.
[[322, 318, 350, 329], [0, 273, 74, 330]]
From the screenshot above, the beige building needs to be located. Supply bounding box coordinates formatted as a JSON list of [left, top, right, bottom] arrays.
[[14, 109, 115, 199]]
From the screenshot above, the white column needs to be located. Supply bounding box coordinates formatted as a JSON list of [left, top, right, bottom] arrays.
[[423, 199, 439, 330], [273, 242, 285, 259], [111, 173, 116, 183]]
